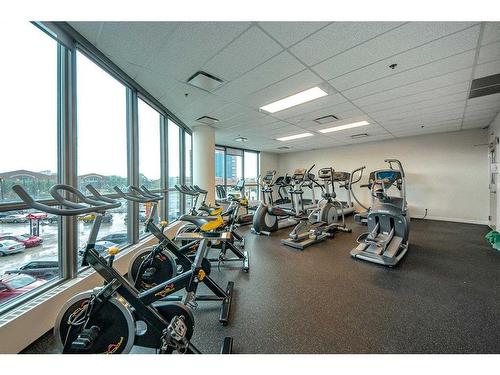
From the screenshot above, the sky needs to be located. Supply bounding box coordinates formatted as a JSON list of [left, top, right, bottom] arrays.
[[1, 22, 179, 181]]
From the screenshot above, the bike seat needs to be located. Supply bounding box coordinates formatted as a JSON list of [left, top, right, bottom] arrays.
[[179, 214, 220, 228]]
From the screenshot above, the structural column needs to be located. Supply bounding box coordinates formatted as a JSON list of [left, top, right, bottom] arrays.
[[192, 125, 216, 204]]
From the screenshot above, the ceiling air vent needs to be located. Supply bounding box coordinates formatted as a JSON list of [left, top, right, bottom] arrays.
[[196, 116, 219, 125], [351, 133, 368, 139], [314, 114, 339, 124], [187, 71, 224, 92], [469, 73, 500, 99], [234, 136, 248, 142], [277, 146, 291, 150]]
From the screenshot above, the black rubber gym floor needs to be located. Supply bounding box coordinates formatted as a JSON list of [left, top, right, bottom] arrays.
[[23, 218, 500, 354]]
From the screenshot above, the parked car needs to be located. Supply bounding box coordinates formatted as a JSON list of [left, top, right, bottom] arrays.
[[0, 234, 42, 248], [0, 240, 25, 256], [78, 213, 113, 224], [42, 215, 59, 224], [0, 273, 46, 303], [4, 259, 59, 280], [98, 232, 128, 245], [0, 214, 28, 224], [78, 240, 116, 256]]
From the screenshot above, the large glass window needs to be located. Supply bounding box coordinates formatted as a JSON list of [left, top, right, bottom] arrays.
[[76, 52, 129, 259], [0, 23, 60, 308], [168, 120, 181, 220], [138, 99, 161, 235], [0, 22, 193, 315], [184, 133, 193, 213], [215, 147, 225, 188], [214, 146, 259, 200], [244, 151, 259, 200], [138, 99, 161, 190]]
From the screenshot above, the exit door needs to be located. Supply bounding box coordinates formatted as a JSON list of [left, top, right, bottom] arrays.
[[489, 137, 498, 229]]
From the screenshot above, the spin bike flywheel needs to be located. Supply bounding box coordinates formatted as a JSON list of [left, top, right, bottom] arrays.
[[54, 291, 135, 354]]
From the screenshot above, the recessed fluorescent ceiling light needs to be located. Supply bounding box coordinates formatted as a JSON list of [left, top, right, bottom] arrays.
[[260, 87, 327, 113], [319, 120, 370, 133], [276, 133, 313, 142], [234, 136, 248, 142]]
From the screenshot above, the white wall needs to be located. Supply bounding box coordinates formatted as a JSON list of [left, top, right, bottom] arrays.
[[277, 129, 489, 225], [488, 112, 500, 228]]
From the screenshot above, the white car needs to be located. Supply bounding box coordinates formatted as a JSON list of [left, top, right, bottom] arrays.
[[0, 240, 26, 256]]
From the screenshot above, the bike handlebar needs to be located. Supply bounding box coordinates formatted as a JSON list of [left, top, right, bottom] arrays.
[[113, 186, 160, 203], [12, 184, 121, 216]]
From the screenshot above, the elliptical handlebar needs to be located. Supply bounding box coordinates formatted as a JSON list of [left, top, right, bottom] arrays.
[[384, 159, 407, 213], [12, 184, 121, 216], [348, 166, 369, 211]]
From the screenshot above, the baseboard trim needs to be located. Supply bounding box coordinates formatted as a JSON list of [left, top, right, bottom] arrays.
[[421, 215, 489, 226]]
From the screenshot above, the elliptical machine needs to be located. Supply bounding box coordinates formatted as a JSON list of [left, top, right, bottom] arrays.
[[252, 167, 316, 236], [350, 159, 410, 267], [281, 167, 351, 250]]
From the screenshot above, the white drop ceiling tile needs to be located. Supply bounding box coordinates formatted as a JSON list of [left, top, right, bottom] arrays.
[[329, 25, 480, 90], [466, 92, 500, 105], [383, 118, 463, 131], [242, 70, 323, 108], [220, 110, 267, 128], [258, 22, 330, 47], [463, 109, 497, 120], [119, 61, 145, 80], [285, 101, 358, 124], [268, 125, 306, 138], [96, 22, 179, 67], [466, 98, 500, 113], [463, 107, 499, 119], [477, 42, 500, 65], [351, 68, 473, 107], [482, 22, 500, 45], [290, 22, 403, 66], [368, 91, 468, 118], [134, 69, 178, 99], [342, 50, 476, 100], [206, 102, 250, 122], [203, 26, 282, 81], [313, 22, 476, 81], [392, 123, 460, 138], [359, 81, 470, 113], [177, 95, 232, 122], [272, 92, 347, 120], [473, 59, 500, 79], [159, 81, 208, 115], [70, 22, 103, 44], [214, 51, 306, 100], [462, 118, 494, 128], [344, 134, 395, 145], [373, 101, 467, 122], [145, 22, 250, 83], [324, 123, 388, 139]]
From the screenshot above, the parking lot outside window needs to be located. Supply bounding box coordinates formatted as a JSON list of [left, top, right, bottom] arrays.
[[0, 23, 61, 308]]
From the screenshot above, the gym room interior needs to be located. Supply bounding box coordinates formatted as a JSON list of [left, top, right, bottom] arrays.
[[1, 1, 500, 373]]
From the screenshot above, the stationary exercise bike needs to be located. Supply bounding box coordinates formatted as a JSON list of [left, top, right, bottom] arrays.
[[350, 159, 410, 267], [12, 183, 233, 354], [281, 167, 351, 250]]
